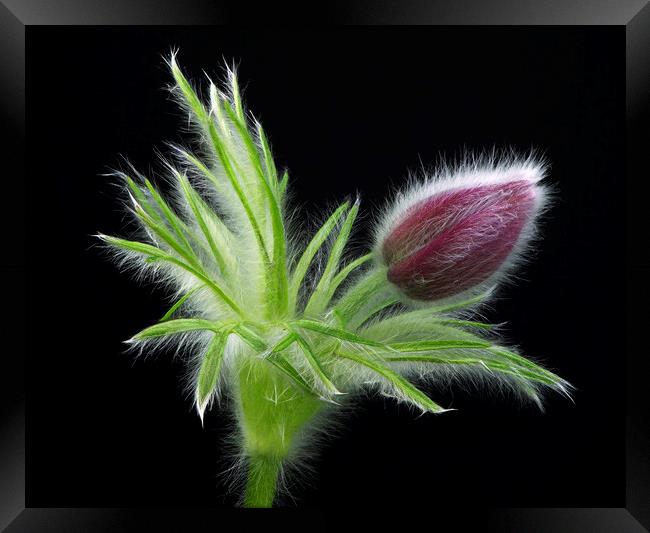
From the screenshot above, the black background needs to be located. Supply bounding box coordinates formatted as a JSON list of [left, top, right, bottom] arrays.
[[26, 27, 624, 508]]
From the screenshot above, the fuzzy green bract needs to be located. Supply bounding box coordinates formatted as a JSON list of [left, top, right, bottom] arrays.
[[98, 54, 571, 507]]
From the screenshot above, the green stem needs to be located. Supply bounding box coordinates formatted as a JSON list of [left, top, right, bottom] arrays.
[[236, 357, 323, 507], [244, 454, 282, 508]]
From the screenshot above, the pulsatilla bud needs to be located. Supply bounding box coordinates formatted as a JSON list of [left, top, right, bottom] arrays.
[[378, 163, 546, 302]]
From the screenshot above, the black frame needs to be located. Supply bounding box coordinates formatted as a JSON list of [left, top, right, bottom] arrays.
[[1, 1, 648, 530]]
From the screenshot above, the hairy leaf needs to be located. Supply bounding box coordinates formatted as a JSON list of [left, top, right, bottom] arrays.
[[289, 202, 350, 310], [289, 327, 340, 395], [293, 319, 386, 348], [305, 202, 360, 316], [336, 351, 447, 413], [132, 318, 221, 340], [196, 328, 231, 421]]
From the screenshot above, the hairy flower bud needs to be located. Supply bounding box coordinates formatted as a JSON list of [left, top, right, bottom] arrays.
[[377, 161, 546, 301]]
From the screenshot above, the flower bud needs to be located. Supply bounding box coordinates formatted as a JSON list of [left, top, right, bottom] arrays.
[[377, 163, 546, 301]]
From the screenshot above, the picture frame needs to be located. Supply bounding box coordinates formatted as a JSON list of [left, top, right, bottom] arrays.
[[2, 1, 648, 530]]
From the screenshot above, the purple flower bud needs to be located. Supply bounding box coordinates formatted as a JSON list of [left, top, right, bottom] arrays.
[[377, 163, 546, 301]]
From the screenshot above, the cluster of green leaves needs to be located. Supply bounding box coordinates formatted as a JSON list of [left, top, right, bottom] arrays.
[[126, 289, 569, 418], [99, 55, 570, 426]]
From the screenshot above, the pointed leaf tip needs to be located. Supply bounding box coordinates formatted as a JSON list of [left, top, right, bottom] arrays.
[[195, 328, 230, 421]]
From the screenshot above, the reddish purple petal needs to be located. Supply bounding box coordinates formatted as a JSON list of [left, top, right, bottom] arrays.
[[382, 180, 536, 300]]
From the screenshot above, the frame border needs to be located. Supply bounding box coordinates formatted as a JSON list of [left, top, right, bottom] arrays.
[[2, 1, 647, 530]]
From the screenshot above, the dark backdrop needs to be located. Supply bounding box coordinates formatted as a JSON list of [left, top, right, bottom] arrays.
[[26, 26, 624, 507]]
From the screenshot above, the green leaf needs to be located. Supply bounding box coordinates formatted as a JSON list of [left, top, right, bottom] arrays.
[[381, 353, 561, 388], [170, 54, 210, 123], [266, 329, 338, 399], [288, 202, 350, 310], [122, 173, 193, 248], [333, 268, 391, 327], [289, 327, 340, 395], [170, 57, 270, 267], [178, 149, 228, 196], [388, 339, 492, 352], [433, 319, 494, 329], [123, 175, 152, 212], [233, 324, 267, 351], [99, 234, 166, 258], [196, 328, 231, 421], [219, 107, 289, 321], [305, 202, 359, 316], [327, 253, 373, 300], [264, 352, 318, 397], [335, 351, 447, 413], [132, 318, 221, 340], [132, 204, 201, 271], [267, 331, 297, 353], [221, 101, 266, 185], [426, 291, 493, 314], [142, 178, 195, 255], [206, 119, 271, 263], [220, 106, 290, 317], [369, 337, 568, 389], [359, 308, 494, 341], [278, 171, 289, 200], [349, 295, 400, 331], [100, 235, 243, 317], [228, 66, 245, 121], [175, 170, 228, 273], [159, 287, 200, 322], [486, 347, 567, 384], [209, 83, 230, 136], [256, 122, 278, 188], [293, 319, 386, 348], [175, 151, 240, 271], [353, 292, 496, 340], [356, 312, 565, 388]]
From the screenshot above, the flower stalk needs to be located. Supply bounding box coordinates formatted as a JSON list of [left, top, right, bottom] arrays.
[[244, 455, 282, 508], [98, 54, 571, 507], [237, 357, 321, 507]]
